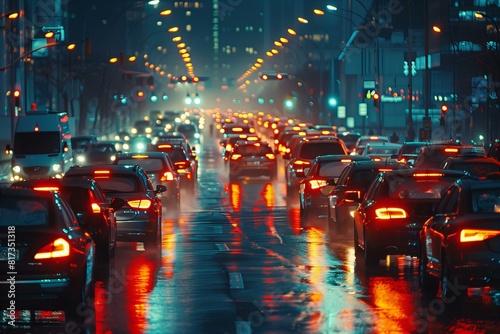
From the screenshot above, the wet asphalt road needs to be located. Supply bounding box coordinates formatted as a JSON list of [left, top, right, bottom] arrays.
[[3, 128, 500, 334]]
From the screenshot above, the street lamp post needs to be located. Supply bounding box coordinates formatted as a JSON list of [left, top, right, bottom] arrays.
[[433, 25, 457, 140]]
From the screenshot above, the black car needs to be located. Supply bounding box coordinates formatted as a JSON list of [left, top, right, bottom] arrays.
[[64, 164, 166, 251], [10, 177, 125, 262], [420, 173, 500, 305], [298, 155, 371, 225], [114, 152, 181, 212], [440, 154, 500, 177], [0, 187, 95, 318], [327, 160, 410, 236], [487, 139, 500, 161], [353, 169, 467, 265]]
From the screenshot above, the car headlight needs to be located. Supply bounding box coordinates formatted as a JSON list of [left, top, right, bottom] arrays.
[[12, 165, 21, 173], [76, 155, 86, 163], [52, 163, 62, 172]]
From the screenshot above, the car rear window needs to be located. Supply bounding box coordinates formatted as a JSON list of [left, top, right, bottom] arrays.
[[348, 170, 381, 190], [0, 196, 50, 226], [116, 158, 164, 172], [299, 142, 346, 159], [472, 189, 500, 213], [386, 174, 460, 199], [86, 174, 140, 193], [318, 161, 350, 177], [235, 144, 272, 156], [450, 162, 500, 176]]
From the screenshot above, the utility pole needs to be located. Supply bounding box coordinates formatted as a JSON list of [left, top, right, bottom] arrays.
[[407, 0, 416, 141]]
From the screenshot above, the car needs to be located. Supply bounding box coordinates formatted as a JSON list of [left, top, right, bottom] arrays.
[[352, 135, 390, 155], [353, 169, 467, 265], [131, 119, 152, 137], [228, 140, 277, 182], [337, 132, 361, 154], [122, 135, 151, 153], [395, 141, 430, 166], [114, 152, 181, 212], [327, 160, 410, 236], [487, 139, 500, 161], [151, 141, 198, 192], [220, 122, 256, 137], [281, 131, 322, 160], [298, 154, 371, 225], [175, 122, 201, 144], [81, 141, 120, 165], [114, 130, 131, 142], [64, 164, 166, 251], [362, 142, 402, 161], [419, 173, 500, 305], [0, 187, 95, 318], [440, 154, 500, 177], [413, 141, 463, 169], [285, 136, 348, 196], [10, 177, 125, 262], [221, 134, 252, 161]]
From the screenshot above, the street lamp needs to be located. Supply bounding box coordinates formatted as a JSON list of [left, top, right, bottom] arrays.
[[433, 25, 457, 139]]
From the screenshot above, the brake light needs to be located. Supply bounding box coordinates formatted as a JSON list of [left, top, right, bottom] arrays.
[[375, 207, 407, 219], [444, 148, 459, 153], [161, 171, 175, 181], [413, 173, 443, 177], [174, 160, 190, 169], [308, 180, 328, 189], [460, 229, 500, 242], [127, 199, 152, 209], [131, 154, 149, 159], [226, 144, 233, 152], [378, 168, 394, 172], [231, 154, 242, 160], [33, 186, 59, 192], [34, 238, 70, 259], [158, 144, 172, 149], [91, 202, 101, 213], [232, 127, 243, 132], [94, 170, 110, 175], [372, 157, 382, 162], [340, 159, 352, 163], [265, 153, 276, 160]]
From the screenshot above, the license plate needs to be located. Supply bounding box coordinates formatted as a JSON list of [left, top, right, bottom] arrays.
[[247, 161, 260, 166], [0, 248, 19, 261]]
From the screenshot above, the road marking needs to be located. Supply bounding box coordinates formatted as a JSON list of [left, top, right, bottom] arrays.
[[229, 272, 245, 289], [215, 243, 229, 251]]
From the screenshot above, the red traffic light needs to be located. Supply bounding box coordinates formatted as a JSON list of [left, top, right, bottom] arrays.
[[180, 75, 188, 82], [372, 92, 380, 100], [192, 76, 199, 83], [13, 89, 20, 98], [261, 74, 269, 80], [276, 73, 283, 80], [441, 104, 448, 113]]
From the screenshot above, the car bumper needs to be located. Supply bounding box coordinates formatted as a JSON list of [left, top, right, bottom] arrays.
[[367, 224, 422, 256]]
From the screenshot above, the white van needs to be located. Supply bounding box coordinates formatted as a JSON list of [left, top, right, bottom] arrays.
[[6, 111, 74, 180]]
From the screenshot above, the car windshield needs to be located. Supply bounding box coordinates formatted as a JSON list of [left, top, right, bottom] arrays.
[[0, 196, 50, 227], [158, 148, 187, 163], [117, 158, 164, 172], [318, 161, 350, 177], [300, 142, 345, 159], [14, 132, 60, 155], [472, 190, 500, 213], [386, 174, 460, 199]]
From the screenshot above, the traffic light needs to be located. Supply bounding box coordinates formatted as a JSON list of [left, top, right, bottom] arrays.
[[276, 73, 283, 80], [13, 89, 20, 107], [372, 92, 380, 108], [261, 74, 269, 80], [440, 104, 448, 114]]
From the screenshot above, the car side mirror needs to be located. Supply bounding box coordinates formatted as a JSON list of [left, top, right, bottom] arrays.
[[156, 184, 167, 193]]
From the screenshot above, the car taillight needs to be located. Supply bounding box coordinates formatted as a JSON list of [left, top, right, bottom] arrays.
[[161, 171, 175, 181], [375, 207, 407, 219], [265, 153, 276, 160], [175, 160, 191, 169], [460, 229, 500, 242], [231, 154, 242, 160], [33, 186, 60, 192], [91, 202, 101, 213], [308, 179, 328, 189], [34, 238, 70, 259], [127, 199, 152, 209], [293, 160, 311, 171]]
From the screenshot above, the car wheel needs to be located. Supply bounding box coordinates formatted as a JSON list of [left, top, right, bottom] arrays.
[[440, 259, 466, 306], [145, 221, 161, 252], [363, 231, 382, 266], [418, 247, 438, 296], [65, 249, 94, 325], [300, 205, 310, 225]]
